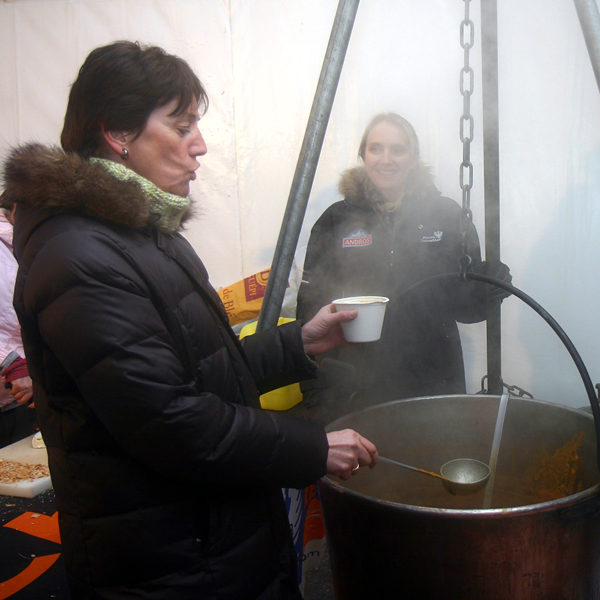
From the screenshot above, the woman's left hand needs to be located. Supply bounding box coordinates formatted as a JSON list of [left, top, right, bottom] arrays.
[[301, 303, 357, 356], [9, 376, 33, 405]]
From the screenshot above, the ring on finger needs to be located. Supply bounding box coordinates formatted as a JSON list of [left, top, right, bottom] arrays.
[[352, 464, 360, 472]]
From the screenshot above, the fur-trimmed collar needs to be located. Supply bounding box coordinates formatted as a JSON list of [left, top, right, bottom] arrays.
[[339, 166, 387, 212], [0, 144, 195, 232], [338, 165, 438, 214]]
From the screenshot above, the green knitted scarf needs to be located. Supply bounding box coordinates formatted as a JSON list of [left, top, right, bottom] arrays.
[[90, 157, 190, 234]]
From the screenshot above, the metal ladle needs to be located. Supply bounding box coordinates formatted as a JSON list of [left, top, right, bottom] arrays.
[[379, 456, 491, 496]]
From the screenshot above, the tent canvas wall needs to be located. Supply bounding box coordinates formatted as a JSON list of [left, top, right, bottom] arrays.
[[2, 0, 600, 409]]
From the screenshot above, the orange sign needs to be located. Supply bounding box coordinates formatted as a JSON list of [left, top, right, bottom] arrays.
[[0, 511, 62, 599]]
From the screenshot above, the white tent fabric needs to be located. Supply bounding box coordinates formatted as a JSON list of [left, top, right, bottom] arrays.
[[1, 0, 600, 409]]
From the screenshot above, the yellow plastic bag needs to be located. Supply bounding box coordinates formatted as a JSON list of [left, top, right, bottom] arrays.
[[218, 270, 270, 326], [239, 318, 303, 411]]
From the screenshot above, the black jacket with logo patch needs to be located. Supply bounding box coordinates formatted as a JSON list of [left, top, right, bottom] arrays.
[[296, 166, 487, 423]]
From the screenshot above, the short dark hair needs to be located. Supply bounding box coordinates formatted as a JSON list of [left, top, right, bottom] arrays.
[[61, 41, 208, 158]]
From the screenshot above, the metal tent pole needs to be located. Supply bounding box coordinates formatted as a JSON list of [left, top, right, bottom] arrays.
[[256, 0, 360, 332], [574, 0, 600, 94], [481, 0, 503, 394]]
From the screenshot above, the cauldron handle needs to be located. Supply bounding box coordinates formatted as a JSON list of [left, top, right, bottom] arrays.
[[396, 271, 600, 471], [465, 271, 600, 472]]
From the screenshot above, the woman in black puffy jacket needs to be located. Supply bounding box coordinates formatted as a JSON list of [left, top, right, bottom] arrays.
[[0, 41, 378, 600]]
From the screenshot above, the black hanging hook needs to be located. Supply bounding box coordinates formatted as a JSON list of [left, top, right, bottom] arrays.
[[458, 206, 474, 280], [458, 252, 472, 281]]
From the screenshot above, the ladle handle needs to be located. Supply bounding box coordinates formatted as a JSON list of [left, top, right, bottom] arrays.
[[378, 456, 447, 481]]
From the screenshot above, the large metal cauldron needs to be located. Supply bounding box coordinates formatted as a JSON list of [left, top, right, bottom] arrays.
[[319, 395, 600, 599]]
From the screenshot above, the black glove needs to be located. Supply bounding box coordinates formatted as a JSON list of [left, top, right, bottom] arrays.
[[298, 358, 357, 426], [472, 260, 512, 303]]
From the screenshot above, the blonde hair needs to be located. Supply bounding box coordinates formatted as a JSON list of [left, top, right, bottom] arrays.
[[358, 112, 434, 193], [358, 112, 420, 160]]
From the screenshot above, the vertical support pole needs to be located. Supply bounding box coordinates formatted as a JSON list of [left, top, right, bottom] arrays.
[[573, 0, 600, 94], [480, 0, 503, 394], [257, 0, 360, 332]]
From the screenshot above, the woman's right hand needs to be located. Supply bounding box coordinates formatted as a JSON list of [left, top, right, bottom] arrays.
[[326, 429, 379, 480]]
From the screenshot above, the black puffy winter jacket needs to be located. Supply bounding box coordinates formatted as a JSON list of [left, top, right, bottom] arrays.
[[2, 144, 328, 600], [297, 166, 488, 424]]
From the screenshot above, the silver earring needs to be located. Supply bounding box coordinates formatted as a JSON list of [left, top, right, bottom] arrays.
[[122, 148, 129, 159]]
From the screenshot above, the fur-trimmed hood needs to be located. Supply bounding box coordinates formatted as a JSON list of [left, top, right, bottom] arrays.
[[0, 143, 194, 232], [338, 165, 438, 213]]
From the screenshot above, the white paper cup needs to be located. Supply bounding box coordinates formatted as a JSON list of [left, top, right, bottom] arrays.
[[332, 296, 389, 343]]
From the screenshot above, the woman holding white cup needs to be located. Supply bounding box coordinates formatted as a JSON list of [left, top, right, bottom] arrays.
[[296, 112, 512, 425]]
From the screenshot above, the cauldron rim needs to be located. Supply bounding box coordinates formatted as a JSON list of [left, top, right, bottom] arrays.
[[322, 393, 600, 517]]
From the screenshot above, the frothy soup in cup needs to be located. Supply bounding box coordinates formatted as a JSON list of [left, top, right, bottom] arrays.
[[332, 296, 389, 343]]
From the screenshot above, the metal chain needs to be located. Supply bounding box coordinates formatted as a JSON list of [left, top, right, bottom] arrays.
[[460, 2, 533, 400], [477, 376, 534, 399], [459, 0, 475, 277]]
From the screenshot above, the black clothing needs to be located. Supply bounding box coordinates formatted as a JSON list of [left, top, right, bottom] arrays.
[[2, 144, 328, 600], [0, 403, 37, 448], [296, 166, 488, 424]]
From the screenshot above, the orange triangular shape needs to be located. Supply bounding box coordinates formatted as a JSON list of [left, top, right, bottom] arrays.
[[3, 511, 61, 544]]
